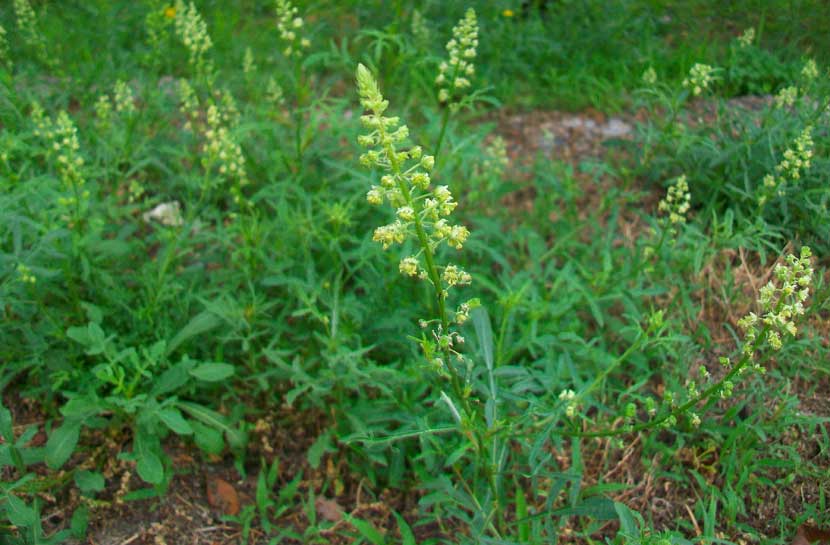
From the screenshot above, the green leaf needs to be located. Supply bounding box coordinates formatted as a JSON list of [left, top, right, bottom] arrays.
[[0, 403, 12, 443], [5, 494, 36, 527], [345, 514, 385, 545], [614, 502, 640, 536], [516, 482, 530, 542], [122, 487, 162, 501], [472, 306, 494, 370], [66, 326, 90, 347], [136, 451, 164, 485], [80, 302, 103, 324], [279, 472, 303, 504], [74, 470, 105, 494], [191, 421, 224, 455], [9, 445, 25, 472], [134, 430, 164, 485], [188, 363, 235, 382], [157, 408, 193, 436], [444, 442, 472, 468], [307, 429, 334, 469], [150, 359, 195, 397], [266, 457, 280, 488], [45, 420, 81, 470], [66, 323, 108, 355], [177, 401, 245, 449], [393, 512, 416, 545], [167, 311, 221, 355], [70, 506, 89, 538], [60, 396, 102, 419], [256, 463, 274, 513], [91, 238, 131, 258], [553, 495, 617, 520]]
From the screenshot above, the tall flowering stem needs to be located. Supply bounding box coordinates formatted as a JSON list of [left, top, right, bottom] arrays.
[[356, 64, 475, 415], [275, 0, 312, 168], [551, 247, 814, 438], [759, 126, 814, 206], [13, 0, 51, 67], [275, 0, 311, 58], [0, 25, 11, 71], [173, 0, 215, 86], [656, 174, 691, 246], [434, 8, 478, 159], [32, 106, 88, 229]]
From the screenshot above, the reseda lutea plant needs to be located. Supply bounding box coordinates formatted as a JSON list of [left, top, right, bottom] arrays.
[[356, 63, 476, 415], [434, 8, 478, 158], [561, 247, 815, 437], [356, 62, 518, 537]]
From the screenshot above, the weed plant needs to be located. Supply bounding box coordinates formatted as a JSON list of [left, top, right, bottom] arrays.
[[0, 2, 828, 545]]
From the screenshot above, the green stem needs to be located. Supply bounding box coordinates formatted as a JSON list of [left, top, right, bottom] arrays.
[[379, 121, 471, 419], [433, 62, 462, 159], [434, 107, 450, 159], [148, 179, 208, 319], [294, 58, 305, 168], [631, 222, 668, 280], [560, 320, 772, 439]]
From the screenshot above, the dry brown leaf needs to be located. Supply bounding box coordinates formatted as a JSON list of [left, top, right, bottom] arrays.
[[792, 525, 830, 545], [206, 477, 240, 516], [315, 496, 344, 522]]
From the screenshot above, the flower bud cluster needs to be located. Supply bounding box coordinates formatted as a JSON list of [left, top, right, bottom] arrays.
[[801, 59, 819, 82], [178, 79, 200, 131], [760, 126, 813, 202], [202, 101, 249, 203], [468, 137, 510, 206], [17, 264, 36, 285], [479, 137, 508, 179], [411, 9, 431, 46], [94, 81, 137, 132], [737, 27, 755, 48], [275, 0, 311, 58], [32, 106, 88, 214], [173, 0, 215, 84], [176, 81, 248, 204], [657, 174, 691, 230], [94, 94, 113, 129], [266, 77, 285, 106], [13, 0, 50, 66], [453, 300, 479, 325], [682, 63, 716, 96], [114, 80, 136, 114], [738, 247, 813, 355], [436, 8, 478, 104], [642, 67, 657, 86], [218, 89, 240, 127], [357, 64, 478, 352], [0, 25, 11, 70], [243, 47, 256, 76], [559, 389, 578, 418], [52, 112, 87, 207], [774, 86, 798, 109], [356, 62, 474, 332]]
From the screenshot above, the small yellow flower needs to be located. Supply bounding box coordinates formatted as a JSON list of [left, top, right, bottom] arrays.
[[502, 9, 515, 17], [164, 5, 176, 19]]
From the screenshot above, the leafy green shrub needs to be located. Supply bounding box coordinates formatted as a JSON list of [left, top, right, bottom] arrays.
[[635, 57, 829, 253]]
